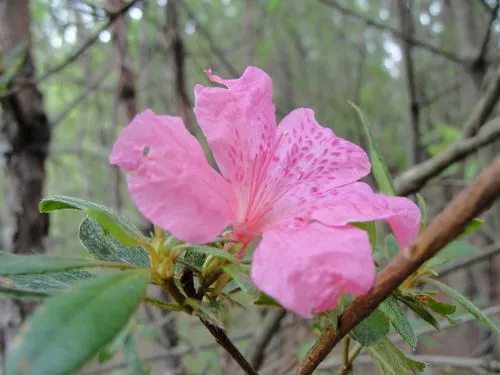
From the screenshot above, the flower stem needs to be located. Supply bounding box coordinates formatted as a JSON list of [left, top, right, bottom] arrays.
[[338, 340, 362, 375], [143, 296, 183, 311]]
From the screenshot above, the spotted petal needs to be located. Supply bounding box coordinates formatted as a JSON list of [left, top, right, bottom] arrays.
[[109, 109, 236, 244], [312, 182, 420, 248]]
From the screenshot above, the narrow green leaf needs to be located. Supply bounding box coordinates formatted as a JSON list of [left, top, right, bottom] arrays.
[[350, 221, 377, 248], [0, 254, 138, 276], [5, 270, 150, 375], [428, 279, 499, 334], [0, 270, 93, 300], [349, 101, 396, 195], [124, 333, 150, 375], [384, 234, 400, 260], [98, 324, 131, 364], [457, 218, 484, 239], [379, 297, 417, 350], [425, 298, 456, 316], [352, 309, 390, 346], [254, 292, 282, 308], [416, 194, 427, 231], [40, 196, 147, 246], [221, 264, 256, 294], [427, 240, 479, 268], [397, 295, 440, 330], [178, 245, 239, 263], [368, 337, 425, 374], [79, 217, 150, 268]]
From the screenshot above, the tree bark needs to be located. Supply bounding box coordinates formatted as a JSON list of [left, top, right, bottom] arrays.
[[106, 0, 138, 211], [396, 0, 421, 166], [0, 0, 50, 369]]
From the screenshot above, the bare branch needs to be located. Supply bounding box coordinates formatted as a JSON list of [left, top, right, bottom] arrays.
[[475, 0, 500, 64], [0, 0, 141, 98], [394, 65, 500, 196], [51, 65, 113, 128], [318, 0, 464, 65], [199, 319, 258, 375], [417, 81, 461, 107], [437, 242, 500, 277], [296, 156, 500, 375], [246, 309, 287, 370]]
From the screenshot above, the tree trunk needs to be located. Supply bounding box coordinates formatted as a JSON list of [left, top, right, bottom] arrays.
[[106, 0, 138, 212], [0, 0, 51, 369], [395, 0, 421, 166]]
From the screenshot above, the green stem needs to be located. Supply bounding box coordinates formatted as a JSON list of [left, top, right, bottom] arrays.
[[162, 277, 192, 313], [143, 296, 183, 311], [343, 336, 351, 366]]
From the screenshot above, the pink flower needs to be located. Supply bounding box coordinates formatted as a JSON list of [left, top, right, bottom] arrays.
[[110, 67, 420, 318]]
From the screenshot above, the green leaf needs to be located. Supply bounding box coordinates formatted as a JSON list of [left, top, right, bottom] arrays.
[[416, 194, 427, 231], [0, 270, 93, 300], [178, 245, 239, 264], [79, 217, 150, 268], [40, 196, 147, 247], [221, 264, 256, 294], [427, 279, 499, 334], [352, 309, 390, 346], [0, 253, 138, 276], [425, 298, 456, 316], [350, 221, 377, 248], [384, 234, 400, 260], [349, 101, 396, 195], [368, 337, 425, 374], [379, 297, 417, 350], [254, 292, 282, 308], [427, 240, 479, 268], [397, 294, 440, 330], [124, 333, 150, 375], [457, 218, 484, 239], [98, 324, 131, 363], [5, 270, 150, 375]]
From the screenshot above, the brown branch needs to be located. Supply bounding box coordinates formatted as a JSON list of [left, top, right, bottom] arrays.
[[318, 0, 464, 65], [246, 309, 287, 370], [179, 271, 258, 375], [0, 0, 141, 99], [394, 64, 500, 196], [396, 0, 421, 165], [417, 81, 461, 107], [51, 65, 113, 127], [394, 115, 500, 196], [475, 0, 499, 65], [200, 319, 258, 375], [296, 156, 500, 375], [437, 242, 500, 277]]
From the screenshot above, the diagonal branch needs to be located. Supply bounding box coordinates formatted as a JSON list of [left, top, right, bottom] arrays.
[[318, 0, 464, 65], [246, 309, 287, 370], [475, 0, 500, 65], [0, 0, 141, 98], [394, 115, 500, 196], [394, 64, 500, 196], [296, 156, 500, 375]]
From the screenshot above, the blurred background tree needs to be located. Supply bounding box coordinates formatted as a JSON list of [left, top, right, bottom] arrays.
[[1, 0, 500, 374]]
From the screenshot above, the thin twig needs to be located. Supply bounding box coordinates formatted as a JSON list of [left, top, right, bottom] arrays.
[[0, 0, 141, 98], [296, 156, 500, 375], [180, 270, 258, 375], [475, 0, 500, 64], [395, 114, 500, 196], [246, 309, 287, 370], [318, 0, 463, 65], [200, 319, 258, 375]]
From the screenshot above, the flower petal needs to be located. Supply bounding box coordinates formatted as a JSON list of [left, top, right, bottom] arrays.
[[251, 223, 375, 318], [193, 67, 276, 191], [253, 108, 371, 231], [109, 109, 236, 244], [312, 182, 420, 248]]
